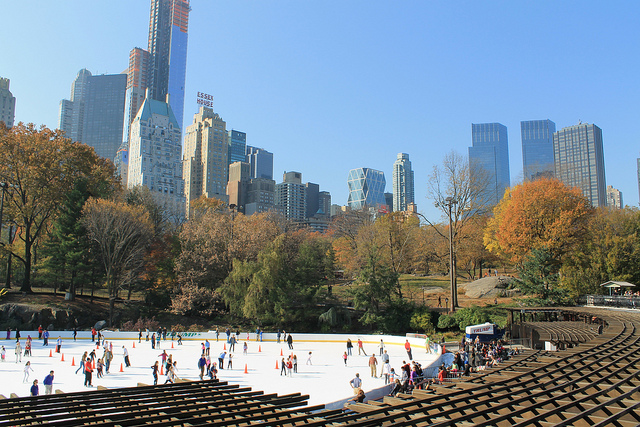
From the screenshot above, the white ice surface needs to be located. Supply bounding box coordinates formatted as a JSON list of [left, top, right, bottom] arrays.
[[0, 332, 439, 407]]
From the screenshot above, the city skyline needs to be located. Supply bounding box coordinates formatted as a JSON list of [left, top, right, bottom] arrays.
[[2, 2, 639, 220]]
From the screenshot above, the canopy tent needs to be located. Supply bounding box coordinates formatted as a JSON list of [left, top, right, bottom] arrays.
[[600, 281, 636, 295]]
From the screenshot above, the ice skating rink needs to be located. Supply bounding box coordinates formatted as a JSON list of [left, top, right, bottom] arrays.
[[0, 331, 440, 407]]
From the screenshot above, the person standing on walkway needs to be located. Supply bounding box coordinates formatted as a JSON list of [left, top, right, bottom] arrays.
[[346, 339, 353, 356], [405, 340, 413, 361], [378, 340, 385, 355], [43, 371, 54, 395], [42, 330, 49, 346], [55, 336, 62, 353], [218, 351, 226, 369], [425, 335, 432, 354], [343, 351, 348, 366], [205, 340, 210, 356], [350, 373, 362, 395], [306, 351, 313, 365]]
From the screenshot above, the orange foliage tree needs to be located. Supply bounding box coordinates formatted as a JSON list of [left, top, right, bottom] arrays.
[[0, 123, 116, 293], [484, 178, 593, 265]]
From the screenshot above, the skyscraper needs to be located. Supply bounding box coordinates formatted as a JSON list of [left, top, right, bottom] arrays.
[[553, 123, 607, 208], [0, 77, 16, 128], [228, 130, 247, 166], [227, 161, 251, 212], [469, 123, 510, 205], [276, 171, 306, 221], [521, 119, 556, 181], [606, 185, 623, 209], [392, 153, 415, 212], [59, 69, 127, 160], [147, 0, 190, 128], [183, 106, 229, 213], [305, 182, 320, 218], [246, 146, 274, 180], [127, 89, 185, 215], [347, 168, 386, 210], [122, 47, 150, 145]]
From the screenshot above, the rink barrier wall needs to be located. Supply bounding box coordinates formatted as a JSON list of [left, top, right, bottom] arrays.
[[3, 331, 439, 351]]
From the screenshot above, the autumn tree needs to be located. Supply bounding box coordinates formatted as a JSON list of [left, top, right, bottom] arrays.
[[425, 151, 492, 308], [561, 207, 640, 296], [0, 123, 115, 293], [82, 198, 154, 326], [484, 178, 593, 266], [175, 201, 280, 290]]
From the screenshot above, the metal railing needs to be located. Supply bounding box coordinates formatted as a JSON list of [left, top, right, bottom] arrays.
[[582, 295, 640, 309]]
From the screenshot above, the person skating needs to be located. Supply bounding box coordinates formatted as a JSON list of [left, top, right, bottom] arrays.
[[84, 358, 93, 387], [23, 361, 33, 383]]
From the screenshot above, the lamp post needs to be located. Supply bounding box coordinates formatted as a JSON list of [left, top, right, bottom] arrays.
[[0, 182, 8, 237], [433, 196, 457, 312], [414, 197, 458, 311]]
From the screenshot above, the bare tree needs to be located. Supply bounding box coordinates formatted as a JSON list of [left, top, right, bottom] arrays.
[[82, 198, 153, 326], [424, 151, 492, 309]]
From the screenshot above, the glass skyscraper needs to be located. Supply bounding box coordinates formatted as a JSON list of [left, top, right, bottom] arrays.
[[228, 130, 247, 168], [147, 0, 190, 128], [347, 167, 386, 210], [469, 123, 510, 205], [392, 153, 415, 212], [553, 123, 607, 208], [246, 146, 274, 180], [521, 119, 556, 181], [59, 69, 127, 160]]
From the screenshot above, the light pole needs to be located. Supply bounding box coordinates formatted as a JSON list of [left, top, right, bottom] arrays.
[[0, 182, 8, 237], [434, 196, 457, 311], [414, 197, 458, 311]]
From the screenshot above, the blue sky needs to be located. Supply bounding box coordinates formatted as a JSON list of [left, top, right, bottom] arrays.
[[2, 1, 639, 220]]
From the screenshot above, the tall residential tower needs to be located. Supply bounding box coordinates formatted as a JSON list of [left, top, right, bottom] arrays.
[[0, 77, 16, 128], [392, 153, 415, 212]]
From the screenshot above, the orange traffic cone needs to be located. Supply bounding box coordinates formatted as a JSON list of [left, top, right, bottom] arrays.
[[280, 348, 283, 356], [224, 343, 226, 350], [49, 349, 52, 357], [133, 342, 135, 348], [61, 353, 65, 362], [258, 345, 261, 353], [244, 364, 248, 374], [275, 360, 279, 370], [120, 363, 124, 372], [160, 364, 164, 375], [171, 342, 174, 349], [71, 357, 76, 366]]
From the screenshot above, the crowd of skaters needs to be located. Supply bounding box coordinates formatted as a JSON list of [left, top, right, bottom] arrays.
[[3, 325, 443, 401]]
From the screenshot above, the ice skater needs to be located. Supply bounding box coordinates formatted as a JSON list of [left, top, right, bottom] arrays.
[[23, 361, 33, 383]]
